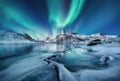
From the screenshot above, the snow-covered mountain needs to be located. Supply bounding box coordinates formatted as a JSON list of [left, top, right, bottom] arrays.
[[45, 30, 118, 44], [0, 28, 35, 44], [0, 28, 119, 44]]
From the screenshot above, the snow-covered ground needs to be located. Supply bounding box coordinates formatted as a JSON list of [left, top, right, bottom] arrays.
[[0, 42, 120, 81], [0, 29, 120, 81]]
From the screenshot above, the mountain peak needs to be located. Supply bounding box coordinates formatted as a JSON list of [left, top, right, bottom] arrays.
[[45, 31, 118, 43]]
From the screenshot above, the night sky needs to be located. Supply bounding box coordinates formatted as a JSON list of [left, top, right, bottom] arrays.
[[0, 0, 120, 39]]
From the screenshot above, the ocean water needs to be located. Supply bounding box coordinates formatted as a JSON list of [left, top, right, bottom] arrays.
[[0, 43, 120, 81]]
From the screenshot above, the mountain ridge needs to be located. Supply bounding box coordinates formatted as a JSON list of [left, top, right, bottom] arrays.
[[0, 28, 35, 44], [45, 30, 119, 44]]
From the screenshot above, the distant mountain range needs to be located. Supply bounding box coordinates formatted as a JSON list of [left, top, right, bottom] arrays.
[[0, 28, 35, 44], [45, 30, 120, 44], [0, 28, 120, 44]]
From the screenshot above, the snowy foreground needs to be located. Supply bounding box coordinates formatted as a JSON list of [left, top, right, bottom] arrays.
[[0, 42, 120, 81]]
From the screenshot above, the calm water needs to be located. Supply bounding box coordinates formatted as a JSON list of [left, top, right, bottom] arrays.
[[0, 43, 120, 81]]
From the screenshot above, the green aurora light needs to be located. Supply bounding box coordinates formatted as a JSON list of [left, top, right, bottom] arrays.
[[47, 0, 85, 35]]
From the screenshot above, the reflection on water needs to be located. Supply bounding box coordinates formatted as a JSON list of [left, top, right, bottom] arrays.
[[0, 43, 120, 81], [0, 44, 33, 59]]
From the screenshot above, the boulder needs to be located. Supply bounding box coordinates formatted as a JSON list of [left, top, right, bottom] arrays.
[[87, 39, 101, 46]]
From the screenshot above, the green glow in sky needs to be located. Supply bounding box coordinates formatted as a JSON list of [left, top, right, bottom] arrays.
[[1, 3, 49, 39], [47, 0, 85, 35], [63, 0, 85, 26]]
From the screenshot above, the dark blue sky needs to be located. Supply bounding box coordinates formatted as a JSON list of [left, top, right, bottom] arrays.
[[0, 0, 120, 38]]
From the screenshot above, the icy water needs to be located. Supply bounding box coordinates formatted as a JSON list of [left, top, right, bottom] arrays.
[[0, 43, 120, 81]]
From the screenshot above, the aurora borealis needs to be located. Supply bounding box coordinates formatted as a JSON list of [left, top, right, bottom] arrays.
[[0, 0, 120, 39], [47, 0, 85, 34]]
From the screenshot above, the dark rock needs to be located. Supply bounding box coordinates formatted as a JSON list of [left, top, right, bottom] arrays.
[[23, 33, 33, 41], [99, 56, 112, 66], [87, 39, 101, 46]]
